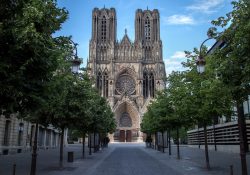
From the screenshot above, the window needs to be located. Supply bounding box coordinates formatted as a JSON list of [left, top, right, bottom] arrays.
[[96, 71, 109, 97], [143, 71, 155, 98], [18, 123, 24, 146], [97, 72, 102, 95], [116, 75, 136, 95], [149, 72, 155, 97], [144, 16, 150, 40], [120, 112, 132, 127], [104, 72, 109, 98], [143, 71, 148, 98], [101, 16, 107, 41], [3, 120, 11, 146]]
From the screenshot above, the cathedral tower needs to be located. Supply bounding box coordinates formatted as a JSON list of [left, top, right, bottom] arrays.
[[88, 8, 166, 142]]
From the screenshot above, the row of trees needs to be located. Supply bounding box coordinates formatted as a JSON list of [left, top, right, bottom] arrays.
[[0, 1, 116, 175], [47, 68, 116, 168], [141, 0, 249, 174]]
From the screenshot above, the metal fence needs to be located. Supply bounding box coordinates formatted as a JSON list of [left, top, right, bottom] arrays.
[[187, 120, 250, 146]]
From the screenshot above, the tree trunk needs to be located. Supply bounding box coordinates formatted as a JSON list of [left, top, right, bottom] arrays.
[[154, 132, 157, 150], [59, 127, 64, 168], [203, 122, 210, 170], [93, 132, 96, 153], [176, 128, 180, 159], [166, 131, 169, 148], [82, 133, 86, 159], [213, 116, 217, 151], [168, 129, 171, 156], [98, 133, 100, 151], [198, 122, 200, 149], [149, 133, 152, 148], [89, 133, 92, 155], [162, 131, 165, 153], [30, 122, 38, 175], [236, 101, 248, 175]]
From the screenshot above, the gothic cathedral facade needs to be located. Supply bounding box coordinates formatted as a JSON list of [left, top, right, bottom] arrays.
[[87, 8, 166, 142]]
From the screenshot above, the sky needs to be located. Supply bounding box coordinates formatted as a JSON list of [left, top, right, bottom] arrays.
[[56, 0, 233, 75]]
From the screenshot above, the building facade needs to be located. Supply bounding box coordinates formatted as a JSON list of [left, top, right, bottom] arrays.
[[87, 8, 166, 142], [0, 114, 63, 155]]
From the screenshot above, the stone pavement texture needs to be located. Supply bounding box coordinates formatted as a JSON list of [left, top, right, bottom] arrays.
[[0, 143, 249, 175]]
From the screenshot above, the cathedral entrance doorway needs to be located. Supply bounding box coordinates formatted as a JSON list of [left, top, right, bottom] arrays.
[[119, 130, 132, 142], [113, 101, 141, 142], [119, 130, 125, 142], [126, 130, 132, 142]]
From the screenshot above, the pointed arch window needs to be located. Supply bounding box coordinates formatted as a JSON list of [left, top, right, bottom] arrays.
[[96, 71, 109, 98], [149, 72, 155, 97], [143, 71, 155, 98], [143, 71, 148, 98], [97, 72, 102, 95], [103, 72, 109, 98], [144, 16, 151, 40], [101, 15, 107, 41]]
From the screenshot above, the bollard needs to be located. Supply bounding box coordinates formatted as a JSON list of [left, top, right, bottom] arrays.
[[68, 151, 74, 162], [230, 165, 233, 175], [12, 163, 16, 175]]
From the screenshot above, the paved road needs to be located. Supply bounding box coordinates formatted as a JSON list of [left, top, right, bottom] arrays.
[[85, 144, 181, 175], [1, 143, 249, 175]]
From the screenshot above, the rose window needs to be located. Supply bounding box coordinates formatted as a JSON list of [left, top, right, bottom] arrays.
[[119, 112, 132, 127], [116, 75, 136, 95]]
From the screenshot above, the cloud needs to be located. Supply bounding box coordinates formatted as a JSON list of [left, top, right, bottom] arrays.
[[164, 51, 188, 75], [163, 15, 195, 25], [170, 51, 186, 59], [187, 0, 224, 14]]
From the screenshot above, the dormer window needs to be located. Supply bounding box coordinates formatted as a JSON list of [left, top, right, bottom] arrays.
[[144, 16, 150, 40]]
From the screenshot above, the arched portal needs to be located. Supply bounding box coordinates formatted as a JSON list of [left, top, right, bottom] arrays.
[[113, 101, 140, 142]]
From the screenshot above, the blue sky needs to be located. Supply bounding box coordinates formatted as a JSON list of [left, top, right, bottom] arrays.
[[56, 0, 232, 74]]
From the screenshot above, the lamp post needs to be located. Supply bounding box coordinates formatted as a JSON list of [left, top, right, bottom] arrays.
[[59, 39, 81, 168], [195, 37, 211, 73], [196, 37, 212, 170], [69, 39, 81, 74]]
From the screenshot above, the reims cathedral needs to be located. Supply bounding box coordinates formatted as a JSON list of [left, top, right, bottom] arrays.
[[87, 7, 166, 142]]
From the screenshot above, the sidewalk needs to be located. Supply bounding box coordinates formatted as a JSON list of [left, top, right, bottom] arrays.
[[144, 144, 250, 175], [0, 144, 94, 175]]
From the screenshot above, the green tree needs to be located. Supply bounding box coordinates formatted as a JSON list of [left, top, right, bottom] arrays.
[[208, 1, 250, 174], [87, 93, 116, 153], [167, 71, 195, 159], [71, 73, 94, 158], [184, 47, 233, 169], [71, 72, 115, 158], [0, 0, 68, 115], [0, 1, 69, 174]]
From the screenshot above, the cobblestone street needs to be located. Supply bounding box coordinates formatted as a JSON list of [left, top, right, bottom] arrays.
[[1, 143, 249, 175]]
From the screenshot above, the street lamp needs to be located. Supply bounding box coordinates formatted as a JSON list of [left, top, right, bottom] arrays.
[[195, 36, 212, 170], [69, 39, 81, 73], [196, 37, 212, 74]]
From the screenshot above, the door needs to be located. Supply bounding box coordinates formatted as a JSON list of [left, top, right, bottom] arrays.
[[119, 130, 125, 142], [126, 130, 132, 142]]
